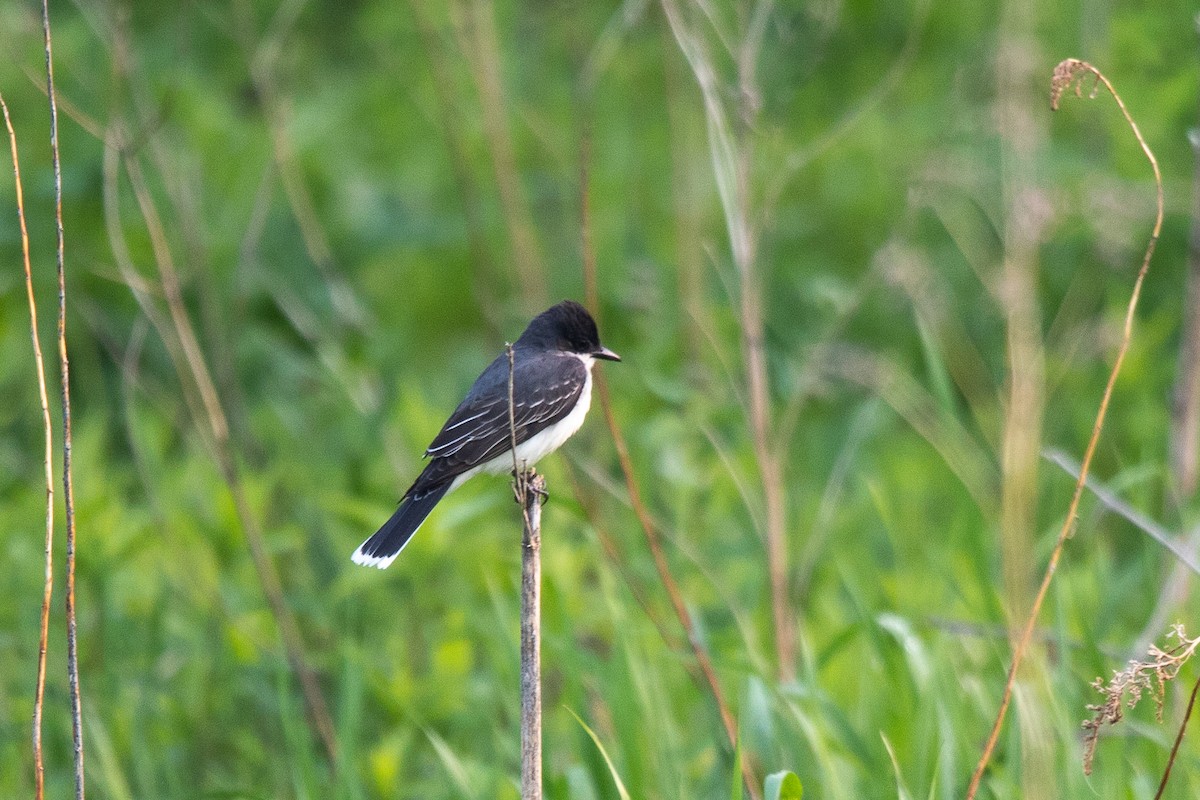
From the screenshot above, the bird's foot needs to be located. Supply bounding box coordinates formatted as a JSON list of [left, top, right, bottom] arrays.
[[529, 473, 548, 504], [512, 468, 548, 505]]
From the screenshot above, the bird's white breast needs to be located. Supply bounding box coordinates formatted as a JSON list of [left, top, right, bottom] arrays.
[[510, 367, 592, 468], [470, 355, 594, 480]]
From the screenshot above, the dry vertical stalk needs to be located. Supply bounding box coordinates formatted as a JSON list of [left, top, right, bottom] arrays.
[[508, 343, 544, 799], [579, 128, 761, 800], [995, 12, 1052, 795], [2, 91, 55, 800], [659, 0, 795, 685], [519, 474, 545, 799], [40, 1, 86, 797], [966, 59, 1164, 799], [405, 0, 496, 294], [447, 0, 547, 309]]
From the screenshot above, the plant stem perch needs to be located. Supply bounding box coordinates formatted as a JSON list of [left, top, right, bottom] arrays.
[[509, 342, 543, 799], [519, 470, 545, 800]]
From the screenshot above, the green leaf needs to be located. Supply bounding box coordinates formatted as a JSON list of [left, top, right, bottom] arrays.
[[764, 770, 803, 800]]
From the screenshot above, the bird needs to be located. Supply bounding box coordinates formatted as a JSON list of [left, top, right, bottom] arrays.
[[352, 300, 621, 569]]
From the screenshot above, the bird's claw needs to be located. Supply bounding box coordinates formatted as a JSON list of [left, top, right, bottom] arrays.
[[512, 468, 548, 505]]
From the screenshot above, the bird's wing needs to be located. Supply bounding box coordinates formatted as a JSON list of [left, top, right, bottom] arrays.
[[409, 353, 586, 490]]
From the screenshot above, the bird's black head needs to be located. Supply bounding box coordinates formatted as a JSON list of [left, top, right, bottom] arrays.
[[517, 300, 621, 361]]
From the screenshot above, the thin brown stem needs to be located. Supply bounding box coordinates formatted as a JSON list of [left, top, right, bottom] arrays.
[[562, 461, 686, 657], [1154, 673, 1200, 800], [661, 0, 794, 684], [448, 0, 547, 309], [967, 60, 1164, 799], [738, 0, 795, 681], [991, 13, 1054, 793], [40, 2, 85, 796], [3, 90, 55, 800], [580, 122, 760, 800], [406, 0, 496, 299]]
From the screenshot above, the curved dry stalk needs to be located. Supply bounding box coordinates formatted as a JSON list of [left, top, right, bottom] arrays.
[[40, 2, 86, 797], [115, 148, 338, 764], [966, 59, 1164, 799], [2, 90, 55, 800], [562, 460, 687, 656]]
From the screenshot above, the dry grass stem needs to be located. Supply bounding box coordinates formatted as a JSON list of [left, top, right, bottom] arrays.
[[3, 90, 55, 800], [579, 125, 760, 800], [40, 2, 86, 796], [661, 0, 795, 687], [447, 0, 547, 308], [966, 59, 1164, 798]]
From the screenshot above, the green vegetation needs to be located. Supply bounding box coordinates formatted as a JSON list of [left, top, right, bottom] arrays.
[[2, 1, 1198, 797]]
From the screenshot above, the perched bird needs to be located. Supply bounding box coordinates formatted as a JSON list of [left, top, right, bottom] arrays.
[[352, 300, 621, 569]]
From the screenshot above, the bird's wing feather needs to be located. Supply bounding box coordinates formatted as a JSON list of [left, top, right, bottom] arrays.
[[409, 352, 586, 491]]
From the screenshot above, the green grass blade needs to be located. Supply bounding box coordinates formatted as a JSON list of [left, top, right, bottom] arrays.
[[566, 706, 631, 800]]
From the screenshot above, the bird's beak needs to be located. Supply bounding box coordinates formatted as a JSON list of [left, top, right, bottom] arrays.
[[594, 346, 621, 362]]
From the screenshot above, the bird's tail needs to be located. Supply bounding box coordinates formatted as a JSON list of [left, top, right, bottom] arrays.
[[351, 482, 452, 569]]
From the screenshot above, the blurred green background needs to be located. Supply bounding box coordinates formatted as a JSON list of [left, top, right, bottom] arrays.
[[2, 0, 1199, 797]]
